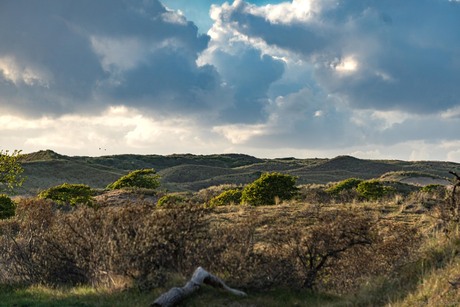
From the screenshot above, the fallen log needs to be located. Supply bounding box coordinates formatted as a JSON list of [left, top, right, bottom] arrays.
[[151, 267, 247, 307]]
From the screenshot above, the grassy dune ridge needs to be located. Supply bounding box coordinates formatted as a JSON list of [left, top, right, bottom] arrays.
[[17, 150, 459, 195]]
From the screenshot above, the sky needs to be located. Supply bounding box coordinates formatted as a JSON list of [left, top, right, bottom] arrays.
[[1, 0, 460, 162]]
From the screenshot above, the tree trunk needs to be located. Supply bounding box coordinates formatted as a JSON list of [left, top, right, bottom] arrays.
[[151, 267, 247, 307]]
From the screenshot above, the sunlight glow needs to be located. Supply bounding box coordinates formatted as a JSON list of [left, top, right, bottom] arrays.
[[161, 10, 187, 25], [0, 57, 17, 82], [335, 56, 358, 72], [213, 124, 267, 144], [0, 56, 49, 86], [247, 0, 313, 24]]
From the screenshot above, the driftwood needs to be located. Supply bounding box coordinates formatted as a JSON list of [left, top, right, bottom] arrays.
[[151, 267, 247, 307]]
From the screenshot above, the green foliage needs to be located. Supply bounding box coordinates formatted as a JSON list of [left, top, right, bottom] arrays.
[[209, 189, 242, 207], [38, 183, 94, 206], [356, 180, 392, 200], [421, 184, 445, 193], [0, 194, 15, 219], [241, 172, 298, 206], [0, 149, 25, 194], [106, 169, 160, 190], [157, 194, 186, 207], [326, 178, 363, 194]]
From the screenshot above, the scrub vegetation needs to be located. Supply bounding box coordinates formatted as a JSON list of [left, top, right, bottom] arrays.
[[1, 150, 460, 306]]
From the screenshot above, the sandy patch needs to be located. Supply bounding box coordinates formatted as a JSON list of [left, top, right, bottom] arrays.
[[400, 177, 451, 187]]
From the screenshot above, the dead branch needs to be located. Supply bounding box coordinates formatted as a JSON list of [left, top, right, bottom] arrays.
[[151, 267, 247, 307], [449, 171, 460, 182]]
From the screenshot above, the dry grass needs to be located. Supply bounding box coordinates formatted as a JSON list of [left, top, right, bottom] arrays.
[[2, 185, 460, 306]]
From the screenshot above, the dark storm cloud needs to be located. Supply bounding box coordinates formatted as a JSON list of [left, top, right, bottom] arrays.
[[222, 6, 330, 57], [0, 1, 106, 115], [108, 49, 219, 112], [315, 0, 460, 113], [211, 48, 285, 123], [221, 0, 460, 114], [0, 0, 215, 116]]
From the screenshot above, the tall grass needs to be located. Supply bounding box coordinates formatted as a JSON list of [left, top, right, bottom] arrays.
[[0, 284, 159, 307], [1, 184, 459, 306]]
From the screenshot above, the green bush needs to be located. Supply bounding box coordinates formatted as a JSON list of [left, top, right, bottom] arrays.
[[0, 194, 15, 219], [106, 169, 160, 190], [38, 183, 94, 206], [157, 194, 187, 208], [356, 180, 392, 200], [241, 172, 298, 206], [326, 178, 363, 194], [209, 189, 242, 207], [421, 184, 445, 194], [0, 149, 25, 194]]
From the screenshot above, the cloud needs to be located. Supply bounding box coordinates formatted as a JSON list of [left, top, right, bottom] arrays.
[[0, 0, 216, 117], [1, 0, 460, 162], [214, 87, 361, 149], [213, 0, 460, 114], [205, 48, 285, 123], [226, 1, 333, 56], [197, 0, 460, 161], [0, 106, 225, 156]]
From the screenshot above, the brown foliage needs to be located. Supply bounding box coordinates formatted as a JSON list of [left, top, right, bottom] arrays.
[[194, 205, 420, 292], [0, 199, 209, 289], [324, 217, 421, 292], [0, 198, 420, 294]]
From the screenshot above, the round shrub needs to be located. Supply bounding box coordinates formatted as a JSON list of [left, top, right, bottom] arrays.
[[356, 180, 392, 200], [157, 194, 187, 208], [421, 184, 445, 194], [326, 178, 363, 194], [195, 184, 240, 204], [38, 183, 94, 206], [242, 172, 298, 206], [209, 189, 242, 207], [0, 194, 16, 219], [107, 169, 160, 190]]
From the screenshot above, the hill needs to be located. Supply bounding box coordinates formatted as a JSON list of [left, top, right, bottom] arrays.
[[15, 150, 460, 195]]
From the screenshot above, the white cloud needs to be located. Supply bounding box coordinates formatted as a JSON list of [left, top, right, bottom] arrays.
[[408, 145, 429, 161], [441, 106, 460, 119], [0, 106, 221, 156], [246, 0, 314, 24], [0, 56, 50, 87], [162, 10, 187, 25], [90, 36, 147, 72], [351, 110, 411, 130], [0, 114, 54, 131], [213, 123, 268, 144], [333, 56, 359, 73], [447, 149, 460, 162]]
